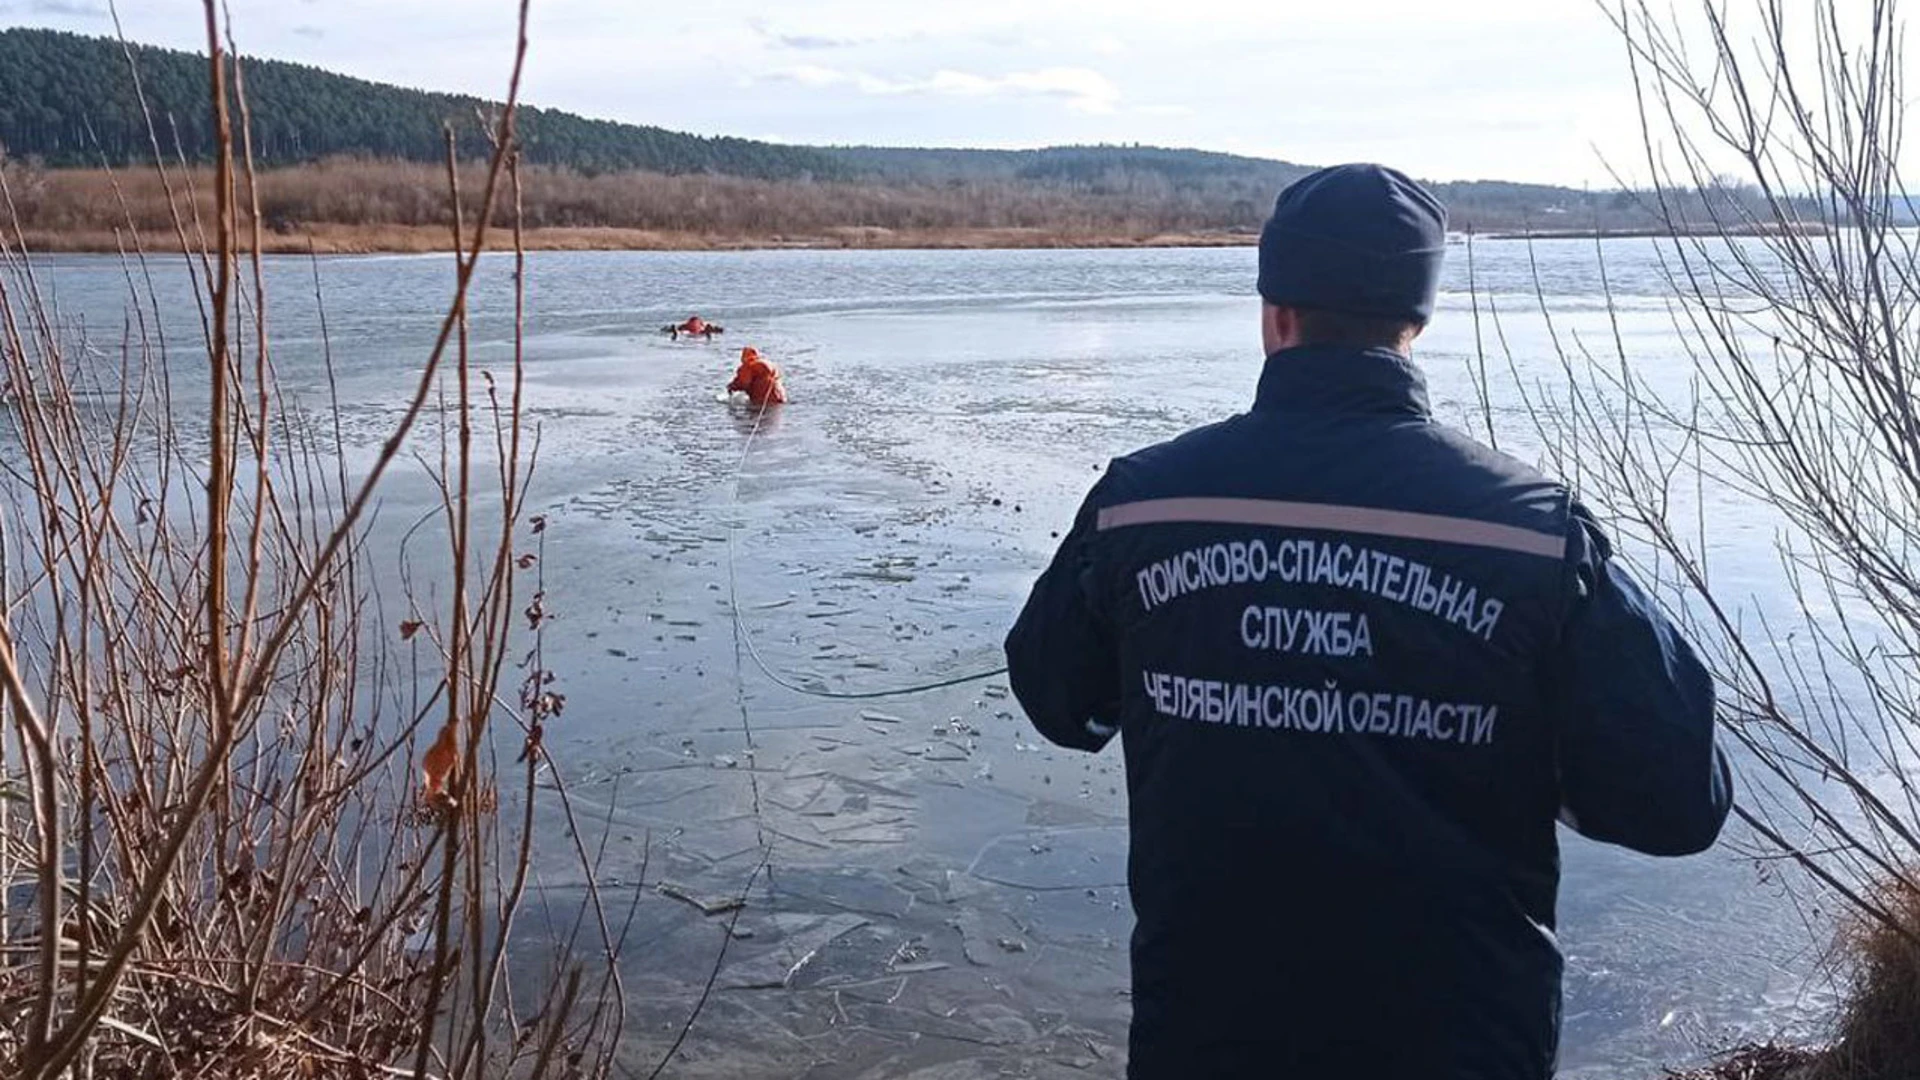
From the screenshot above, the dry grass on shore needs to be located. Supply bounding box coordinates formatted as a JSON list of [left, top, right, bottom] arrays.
[[14, 222, 1257, 255], [1796, 879, 1920, 1080], [1665, 1044, 1823, 1080], [2, 156, 1262, 253], [1654, 884, 1920, 1080], [6, 157, 1798, 254]]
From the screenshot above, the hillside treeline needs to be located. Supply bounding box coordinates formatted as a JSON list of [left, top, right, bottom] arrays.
[[0, 27, 844, 179]]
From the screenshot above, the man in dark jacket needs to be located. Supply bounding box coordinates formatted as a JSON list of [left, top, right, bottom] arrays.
[[1004, 163, 1732, 1080]]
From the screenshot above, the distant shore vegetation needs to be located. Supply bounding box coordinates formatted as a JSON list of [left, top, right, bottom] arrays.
[[0, 158, 1825, 255]]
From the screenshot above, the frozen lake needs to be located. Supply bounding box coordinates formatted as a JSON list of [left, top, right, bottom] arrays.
[[19, 242, 1833, 1077]]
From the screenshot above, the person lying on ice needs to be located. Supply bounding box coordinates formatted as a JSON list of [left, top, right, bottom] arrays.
[[727, 347, 787, 406], [662, 315, 723, 340]]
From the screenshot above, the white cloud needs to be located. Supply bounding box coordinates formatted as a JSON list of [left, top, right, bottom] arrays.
[[1090, 35, 1125, 57], [775, 65, 866, 90], [995, 68, 1121, 114], [746, 16, 886, 50], [28, 0, 106, 15], [767, 64, 1121, 115]]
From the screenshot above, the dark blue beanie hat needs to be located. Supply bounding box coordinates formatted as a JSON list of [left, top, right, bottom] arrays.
[[1257, 163, 1448, 323]]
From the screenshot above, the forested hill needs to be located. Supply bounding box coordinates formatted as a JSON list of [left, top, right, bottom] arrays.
[[0, 26, 1699, 236], [826, 145, 1317, 222], [0, 27, 1318, 193], [0, 27, 846, 178], [827, 144, 1313, 187]]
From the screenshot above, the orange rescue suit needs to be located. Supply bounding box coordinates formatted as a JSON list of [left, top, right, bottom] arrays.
[[727, 347, 787, 405]]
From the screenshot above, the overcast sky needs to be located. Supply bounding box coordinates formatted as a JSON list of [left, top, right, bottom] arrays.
[[0, 0, 1843, 187]]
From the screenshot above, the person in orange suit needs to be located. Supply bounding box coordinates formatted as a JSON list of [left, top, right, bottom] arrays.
[[727, 346, 788, 406]]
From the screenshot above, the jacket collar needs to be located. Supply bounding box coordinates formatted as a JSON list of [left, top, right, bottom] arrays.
[[1253, 344, 1431, 419]]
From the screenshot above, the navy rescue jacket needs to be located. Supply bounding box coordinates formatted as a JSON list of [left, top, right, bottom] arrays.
[[1006, 344, 1732, 1080]]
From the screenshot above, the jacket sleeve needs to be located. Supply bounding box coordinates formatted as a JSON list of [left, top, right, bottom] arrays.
[[1004, 484, 1120, 753], [726, 367, 746, 393], [1550, 502, 1733, 856]]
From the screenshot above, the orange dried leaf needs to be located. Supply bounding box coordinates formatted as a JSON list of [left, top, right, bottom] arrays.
[[421, 723, 458, 800], [516, 553, 537, 570], [399, 619, 424, 641]]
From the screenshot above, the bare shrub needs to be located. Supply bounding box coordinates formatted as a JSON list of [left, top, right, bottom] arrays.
[[0, 4, 625, 1076], [1475, 0, 1920, 1073]]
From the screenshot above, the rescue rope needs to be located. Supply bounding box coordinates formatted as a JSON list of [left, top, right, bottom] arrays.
[[722, 394, 1010, 701]]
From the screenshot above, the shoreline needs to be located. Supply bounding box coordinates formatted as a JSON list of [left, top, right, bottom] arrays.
[[15, 224, 1261, 256], [1478, 223, 1831, 240], [14, 222, 1827, 256]]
